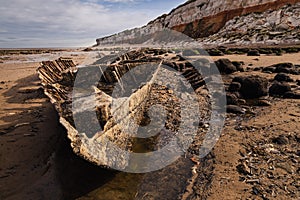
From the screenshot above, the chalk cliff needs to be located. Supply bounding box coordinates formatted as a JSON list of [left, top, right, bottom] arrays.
[[95, 0, 300, 46]]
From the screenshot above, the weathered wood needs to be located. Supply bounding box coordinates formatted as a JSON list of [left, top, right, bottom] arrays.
[[37, 48, 209, 171]]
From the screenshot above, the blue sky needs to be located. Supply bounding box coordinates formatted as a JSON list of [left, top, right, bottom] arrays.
[[0, 0, 186, 48]]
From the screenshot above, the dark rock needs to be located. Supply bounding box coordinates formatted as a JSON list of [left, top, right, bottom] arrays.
[[258, 48, 273, 54], [215, 59, 237, 74], [237, 163, 251, 175], [176, 55, 186, 61], [226, 93, 239, 105], [232, 75, 268, 99], [283, 91, 300, 99], [83, 48, 93, 52], [284, 47, 299, 53], [232, 61, 245, 72], [208, 49, 224, 56], [253, 67, 261, 71], [272, 135, 289, 145], [273, 63, 294, 74], [256, 99, 272, 106], [269, 82, 292, 96], [228, 82, 241, 92], [296, 80, 300, 86], [227, 105, 245, 114], [247, 49, 260, 56], [262, 66, 276, 73], [274, 73, 293, 82]]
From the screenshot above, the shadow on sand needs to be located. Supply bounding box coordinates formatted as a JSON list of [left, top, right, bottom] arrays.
[[0, 73, 117, 199]]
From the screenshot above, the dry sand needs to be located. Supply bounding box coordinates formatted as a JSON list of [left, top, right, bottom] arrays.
[[0, 51, 299, 199]]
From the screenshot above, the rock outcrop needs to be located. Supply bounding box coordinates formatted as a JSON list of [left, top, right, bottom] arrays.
[[95, 0, 300, 46]]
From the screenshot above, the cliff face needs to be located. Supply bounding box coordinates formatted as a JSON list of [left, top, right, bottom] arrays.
[[96, 0, 300, 46], [200, 3, 300, 46]]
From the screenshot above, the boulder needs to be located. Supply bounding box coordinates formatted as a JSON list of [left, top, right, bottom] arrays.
[[247, 49, 260, 56], [273, 63, 299, 74], [215, 59, 237, 74], [232, 75, 268, 99], [269, 82, 291, 96], [274, 73, 293, 82]]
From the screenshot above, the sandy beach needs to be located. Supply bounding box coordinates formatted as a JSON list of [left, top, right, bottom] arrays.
[[0, 50, 299, 199]]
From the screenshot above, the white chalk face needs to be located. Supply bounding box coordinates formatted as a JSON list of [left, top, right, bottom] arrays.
[[72, 28, 226, 173]]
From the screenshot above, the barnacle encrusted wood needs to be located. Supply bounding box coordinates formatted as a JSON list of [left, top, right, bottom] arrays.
[[37, 49, 209, 170]]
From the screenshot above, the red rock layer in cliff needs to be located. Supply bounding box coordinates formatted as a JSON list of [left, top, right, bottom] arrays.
[[172, 0, 300, 38]]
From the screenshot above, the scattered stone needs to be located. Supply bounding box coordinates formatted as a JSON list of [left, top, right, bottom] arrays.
[[256, 99, 272, 106], [232, 75, 268, 99], [274, 73, 293, 82], [269, 82, 291, 96], [215, 59, 237, 74], [227, 105, 245, 114], [237, 162, 251, 175], [247, 49, 260, 56], [296, 80, 300, 86], [272, 135, 289, 145], [226, 93, 239, 105], [237, 99, 246, 105], [263, 144, 280, 154], [276, 162, 295, 174]]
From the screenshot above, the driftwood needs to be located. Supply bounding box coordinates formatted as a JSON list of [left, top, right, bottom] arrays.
[[37, 49, 210, 171]]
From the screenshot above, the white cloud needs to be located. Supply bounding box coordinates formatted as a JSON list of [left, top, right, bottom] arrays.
[[103, 0, 135, 2], [0, 0, 156, 47]]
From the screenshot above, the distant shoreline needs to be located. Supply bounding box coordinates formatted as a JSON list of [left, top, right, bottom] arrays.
[[0, 47, 82, 50]]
